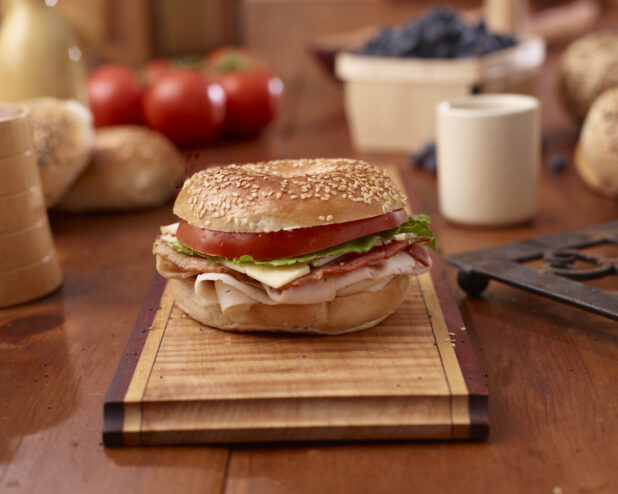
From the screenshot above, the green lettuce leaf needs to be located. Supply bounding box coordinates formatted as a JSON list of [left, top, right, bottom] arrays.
[[167, 240, 222, 263], [167, 214, 435, 267], [395, 214, 436, 250]]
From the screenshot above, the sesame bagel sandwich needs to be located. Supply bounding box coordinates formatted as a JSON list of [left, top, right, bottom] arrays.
[[153, 158, 435, 335]]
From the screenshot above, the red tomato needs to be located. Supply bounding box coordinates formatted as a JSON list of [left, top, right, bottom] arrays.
[[176, 209, 408, 260], [87, 64, 143, 127], [141, 70, 226, 146], [144, 59, 175, 86], [206, 47, 284, 137], [207, 47, 262, 69]]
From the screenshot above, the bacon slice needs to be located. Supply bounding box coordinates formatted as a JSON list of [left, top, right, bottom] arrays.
[[286, 239, 429, 288], [408, 242, 431, 267]]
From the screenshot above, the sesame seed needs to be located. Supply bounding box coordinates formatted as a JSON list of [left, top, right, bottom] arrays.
[[180, 158, 407, 230]]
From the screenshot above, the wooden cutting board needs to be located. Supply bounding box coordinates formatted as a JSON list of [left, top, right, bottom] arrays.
[[103, 168, 489, 446]]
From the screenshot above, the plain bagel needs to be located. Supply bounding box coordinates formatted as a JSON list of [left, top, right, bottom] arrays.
[[559, 31, 618, 121], [24, 98, 94, 207], [575, 87, 618, 198], [56, 126, 185, 212]]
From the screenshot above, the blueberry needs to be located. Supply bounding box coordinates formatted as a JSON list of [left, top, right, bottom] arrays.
[[409, 153, 424, 168], [548, 155, 566, 172], [424, 23, 445, 45], [485, 36, 502, 53], [359, 6, 517, 58], [434, 43, 451, 58], [495, 34, 516, 49], [425, 154, 437, 174], [424, 141, 436, 156]]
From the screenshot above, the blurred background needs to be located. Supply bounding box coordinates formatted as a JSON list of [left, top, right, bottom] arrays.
[[2, 0, 618, 214], [2, 0, 616, 77], [2, 0, 617, 132]]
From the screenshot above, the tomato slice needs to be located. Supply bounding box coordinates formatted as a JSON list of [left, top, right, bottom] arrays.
[[176, 209, 407, 260]]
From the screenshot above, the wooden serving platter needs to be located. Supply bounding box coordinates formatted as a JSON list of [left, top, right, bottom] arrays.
[[103, 168, 489, 446]]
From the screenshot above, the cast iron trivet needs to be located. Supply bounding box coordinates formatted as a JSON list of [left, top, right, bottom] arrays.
[[446, 221, 618, 321]]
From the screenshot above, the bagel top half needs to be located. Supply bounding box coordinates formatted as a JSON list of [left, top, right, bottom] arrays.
[[174, 158, 408, 233]]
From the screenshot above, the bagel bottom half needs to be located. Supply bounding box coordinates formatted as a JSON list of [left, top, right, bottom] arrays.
[[169, 274, 411, 335]]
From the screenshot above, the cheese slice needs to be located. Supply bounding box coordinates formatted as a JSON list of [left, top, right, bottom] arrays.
[[221, 261, 310, 289], [160, 222, 179, 235]]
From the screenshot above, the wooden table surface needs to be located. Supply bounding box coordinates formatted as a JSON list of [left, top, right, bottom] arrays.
[[1, 12, 618, 494]]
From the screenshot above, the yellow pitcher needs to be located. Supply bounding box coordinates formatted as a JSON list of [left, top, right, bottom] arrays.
[[0, 0, 86, 103]]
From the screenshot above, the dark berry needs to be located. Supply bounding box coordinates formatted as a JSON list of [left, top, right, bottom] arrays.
[[425, 154, 437, 174], [548, 155, 566, 172], [358, 7, 517, 59], [409, 153, 424, 167], [424, 141, 436, 156]]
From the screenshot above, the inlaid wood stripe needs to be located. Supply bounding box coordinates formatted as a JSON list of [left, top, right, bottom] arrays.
[[122, 282, 176, 445], [385, 165, 471, 438], [395, 166, 489, 438], [426, 253, 489, 438], [417, 272, 470, 438], [102, 274, 166, 446]]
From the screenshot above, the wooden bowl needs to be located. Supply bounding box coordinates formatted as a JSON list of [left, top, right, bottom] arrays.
[[0, 186, 46, 234], [0, 221, 56, 272], [0, 150, 41, 195], [0, 103, 62, 307], [0, 254, 62, 307], [0, 105, 33, 158]]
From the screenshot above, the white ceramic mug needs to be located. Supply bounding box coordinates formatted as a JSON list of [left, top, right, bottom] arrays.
[[436, 94, 540, 226]]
